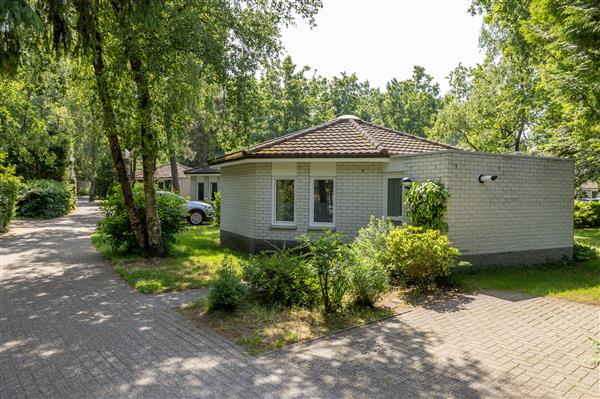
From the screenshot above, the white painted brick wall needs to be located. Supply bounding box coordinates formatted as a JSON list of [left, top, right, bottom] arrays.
[[220, 164, 256, 239], [219, 153, 573, 256]]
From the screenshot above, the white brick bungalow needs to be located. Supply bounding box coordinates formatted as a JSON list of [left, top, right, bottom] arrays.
[[210, 115, 574, 266]]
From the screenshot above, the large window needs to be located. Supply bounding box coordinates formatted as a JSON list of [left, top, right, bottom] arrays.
[[311, 178, 335, 226], [386, 178, 403, 218], [272, 178, 295, 224]]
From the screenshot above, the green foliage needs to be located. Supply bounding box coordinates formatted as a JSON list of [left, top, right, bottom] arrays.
[[350, 216, 394, 269], [405, 181, 450, 232], [347, 261, 389, 307], [574, 201, 600, 228], [387, 226, 460, 289], [573, 241, 598, 262], [17, 179, 76, 219], [298, 231, 348, 313], [347, 217, 394, 306], [0, 155, 22, 232], [92, 151, 116, 199], [213, 191, 221, 224], [97, 186, 187, 254], [208, 257, 246, 311], [242, 248, 320, 308]]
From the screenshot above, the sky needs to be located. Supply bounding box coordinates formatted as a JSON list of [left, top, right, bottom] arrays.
[[280, 0, 484, 93]]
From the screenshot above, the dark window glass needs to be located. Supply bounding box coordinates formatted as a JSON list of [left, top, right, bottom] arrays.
[[197, 183, 205, 200], [313, 179, 334, 223], [387, 178, 402, 217], [210, 182, 218, 200], [275, 179, 295, 222]]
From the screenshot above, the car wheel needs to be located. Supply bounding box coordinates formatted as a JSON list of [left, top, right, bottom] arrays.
[[188, 210, 204, 225]]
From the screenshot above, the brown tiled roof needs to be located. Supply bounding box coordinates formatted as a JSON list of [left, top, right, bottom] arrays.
[[135, 163, 190, 179], [211, 116, 457, 165], [184, 164, 220, 175]]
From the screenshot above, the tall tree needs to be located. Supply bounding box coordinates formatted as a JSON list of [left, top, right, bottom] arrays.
[[381, 66, 442, 137]]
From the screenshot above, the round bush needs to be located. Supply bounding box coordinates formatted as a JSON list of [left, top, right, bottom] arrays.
[[17, 179, 76, 219], [97, 185, 187, 254], [387, 226, 460, 289], [574, 201, 600, 228], [209, 258, 246, 311]]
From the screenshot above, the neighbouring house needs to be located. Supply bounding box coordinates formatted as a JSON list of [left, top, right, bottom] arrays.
[[135, 163, 192, 197], [183, 165, 220, 202], [210, 115, 574, 266], [578, 180, 598, 199]]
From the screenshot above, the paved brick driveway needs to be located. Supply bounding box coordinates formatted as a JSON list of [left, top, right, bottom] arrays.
[[1, 202, 598, 398]]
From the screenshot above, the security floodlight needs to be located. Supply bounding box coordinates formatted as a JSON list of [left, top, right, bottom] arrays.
[[479, 174, 498, 183]]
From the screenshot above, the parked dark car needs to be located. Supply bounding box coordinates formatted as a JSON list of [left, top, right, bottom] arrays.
[[157, 191, 214, 225]]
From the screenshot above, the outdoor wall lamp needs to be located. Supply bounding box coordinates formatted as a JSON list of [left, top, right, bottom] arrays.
[[402, 177, 413, 184], [479, 174, 498, 183]]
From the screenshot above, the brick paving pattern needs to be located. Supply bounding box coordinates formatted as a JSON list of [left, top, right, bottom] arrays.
[[1, 202, 598, 398]]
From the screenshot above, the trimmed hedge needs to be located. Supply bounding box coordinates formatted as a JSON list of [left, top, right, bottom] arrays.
[[17, 179, 76, 219], [0, 166, 22, 233], [574, 201, 600, 228]]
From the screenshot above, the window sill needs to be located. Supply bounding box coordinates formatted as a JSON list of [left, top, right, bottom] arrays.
[[308, 225, 336, 231], [270, 224, 297, 230]]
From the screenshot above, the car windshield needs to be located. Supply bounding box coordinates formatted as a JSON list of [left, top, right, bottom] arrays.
[[157, 191, 185, 201]]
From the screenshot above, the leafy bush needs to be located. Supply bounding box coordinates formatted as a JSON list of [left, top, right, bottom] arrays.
[[298, 231, 348, 313], [347, 217, 393, 306], [97, 185, 187, 253], [17, 179, 76, 219], [209, 258, 246, 311], [78, 186, 90, 196], [574, 201, 600, 228], [387, 226, 460, 289], [213, 191, 221, 224], [573, 241, 598, 262], [351, 216, 394, 270], [405, 180, 450, 232], [0, 158, 22, 233], [242, 247, 320, 308], [347, 260, 389, 307]]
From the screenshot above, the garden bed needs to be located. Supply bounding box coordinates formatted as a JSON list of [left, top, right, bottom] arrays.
[[181, 289, 411, 355]]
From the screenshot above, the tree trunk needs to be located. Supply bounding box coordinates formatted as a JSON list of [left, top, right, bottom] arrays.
[[515, 127, 523, 152], [129, 55, 164, 257], [91, 30, 146, 250], [164, 115, 180, 193], [169, 154, 180, 193]]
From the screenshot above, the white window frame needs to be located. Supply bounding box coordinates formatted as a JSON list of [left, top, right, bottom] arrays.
[[383, 175, 408, 223], [310, 176, 336, 228], [272, 176, 297, 226]]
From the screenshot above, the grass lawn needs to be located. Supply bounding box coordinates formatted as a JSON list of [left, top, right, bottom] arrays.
[[450, 228, 600, 304], [182, 291, 409, 355], [92, 224, 244, 294]]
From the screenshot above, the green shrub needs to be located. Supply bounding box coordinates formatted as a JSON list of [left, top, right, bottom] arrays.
[[298, 231, 349, 313], [351, 216, 394, 270], [213, 191, 221, 224], [573, 241, 598, 262], [574, 201, 600, 228], [78, 186, 90, 196], [17, 179, 76, 219], [0, 160, 22, 233], [242, 247, 320, 308], [209, 258, 246, 311], [405, 180, 450, 232], [97, 185, 187, 254], [387, 226, 460, 289], [347, 260, 389, 307]]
